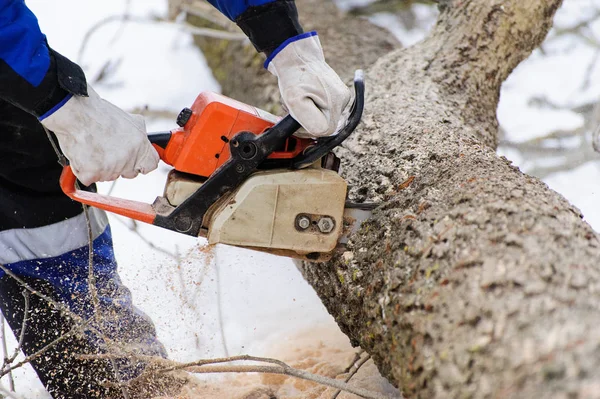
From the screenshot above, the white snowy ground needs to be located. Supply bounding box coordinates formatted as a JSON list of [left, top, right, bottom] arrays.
[[2, 1, 599, 397]]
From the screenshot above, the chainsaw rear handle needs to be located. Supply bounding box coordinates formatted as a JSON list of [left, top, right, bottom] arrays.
[[59, 133, 173, 225], [59, 165, 157, 223]]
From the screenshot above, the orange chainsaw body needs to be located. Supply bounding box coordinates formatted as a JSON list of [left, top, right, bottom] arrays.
[[158, 92, 312, 178]]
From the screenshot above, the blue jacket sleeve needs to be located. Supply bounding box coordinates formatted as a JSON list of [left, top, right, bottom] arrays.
[[207, 0, 304, 55], [0, 0, 49, 86], [0, 0, 87, 117]]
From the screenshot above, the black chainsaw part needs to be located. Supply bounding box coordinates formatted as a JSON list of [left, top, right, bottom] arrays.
[[148, 131, 172, 149], [176, 107, 193, 127], [235, 0, 303, 55], [258, 152, 341, 172], [152, 70, 364, 236]]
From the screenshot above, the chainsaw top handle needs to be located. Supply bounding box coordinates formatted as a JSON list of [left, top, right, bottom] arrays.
[[59, 70, 364, 236]]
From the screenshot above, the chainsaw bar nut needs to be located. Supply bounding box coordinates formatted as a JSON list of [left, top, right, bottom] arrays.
[[297, 215, 311, 230], [296, 215, 335, 233], [318, 217, 335, 234]]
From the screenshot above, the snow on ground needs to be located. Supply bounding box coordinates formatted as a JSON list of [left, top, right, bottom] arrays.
[[2, 1, 600, 398]]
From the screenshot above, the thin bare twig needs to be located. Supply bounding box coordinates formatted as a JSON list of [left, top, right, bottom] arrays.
[[0, 262, 130, 399], [344, 350, 365, 373], [82, 206, 130, 399], [162, 354, 290, 372], [127, 107, 179, 121], [332, 352, 373, 399], [580, 48, 600, 90], [0, 264, 121, 393], [79, 353, 289, 370], [0, 383, 25, 399], [541, 7, 600, 54], [185, 365, 393, 399], [114, 217, 180, 261], [78, 15, 245, 63], [5, 291, 30, 367], [213, 252, 230, 356], [550, 9, 600, 40], [78, 353, 397, 399], [179, 2, 234, 29], [0, 313, 14, 392], [173, 246, 211, 352], [107, 0, 132, 48], [0, 323, 86, 379], [182, 23, 247, 40], [0, 266, 65, 322], [106, 180, 119, 196]]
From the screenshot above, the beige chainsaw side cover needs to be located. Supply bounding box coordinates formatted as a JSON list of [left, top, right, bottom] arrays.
[[206, 169, 347, 254]]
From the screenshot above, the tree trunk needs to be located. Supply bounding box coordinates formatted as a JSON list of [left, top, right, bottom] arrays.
[[177, 1, 600, 397]]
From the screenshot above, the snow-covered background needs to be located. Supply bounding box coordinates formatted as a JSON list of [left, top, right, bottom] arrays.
[[2, 0, 599, 397]]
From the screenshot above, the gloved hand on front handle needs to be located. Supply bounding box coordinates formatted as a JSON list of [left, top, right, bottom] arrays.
[[40, 86, 159, 186], [265, 32, 351, 138]]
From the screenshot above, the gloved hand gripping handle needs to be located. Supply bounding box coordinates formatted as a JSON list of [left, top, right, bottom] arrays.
[[293, 70, 364, 169]]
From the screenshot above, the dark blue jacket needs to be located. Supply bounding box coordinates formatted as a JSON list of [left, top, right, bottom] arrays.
[[0, 0, 302, 118]]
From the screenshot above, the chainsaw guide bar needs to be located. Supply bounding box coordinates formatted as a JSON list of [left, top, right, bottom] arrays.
[[60, 70, 374, 261]]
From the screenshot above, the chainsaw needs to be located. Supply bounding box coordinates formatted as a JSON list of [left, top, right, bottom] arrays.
[[60, 70, 373, 261]]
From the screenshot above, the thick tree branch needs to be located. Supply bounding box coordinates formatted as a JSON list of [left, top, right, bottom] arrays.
[[402, 1, 563, 147]]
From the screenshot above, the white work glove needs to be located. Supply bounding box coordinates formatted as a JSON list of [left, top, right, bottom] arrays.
[[40, 86, 159, 186], [266, 32, 351, 138]]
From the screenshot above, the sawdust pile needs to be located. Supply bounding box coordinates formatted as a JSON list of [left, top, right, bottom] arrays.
[[157, 325, 399, 398]]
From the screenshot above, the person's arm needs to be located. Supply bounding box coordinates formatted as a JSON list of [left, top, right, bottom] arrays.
[[207, 0, 303, 55], [0, 0, 86, 116], [207, 0, 351, 137], [0, 0, 158, 186]]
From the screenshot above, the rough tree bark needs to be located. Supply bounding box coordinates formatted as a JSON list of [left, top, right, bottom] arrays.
[[174, 1, 600, 397]]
